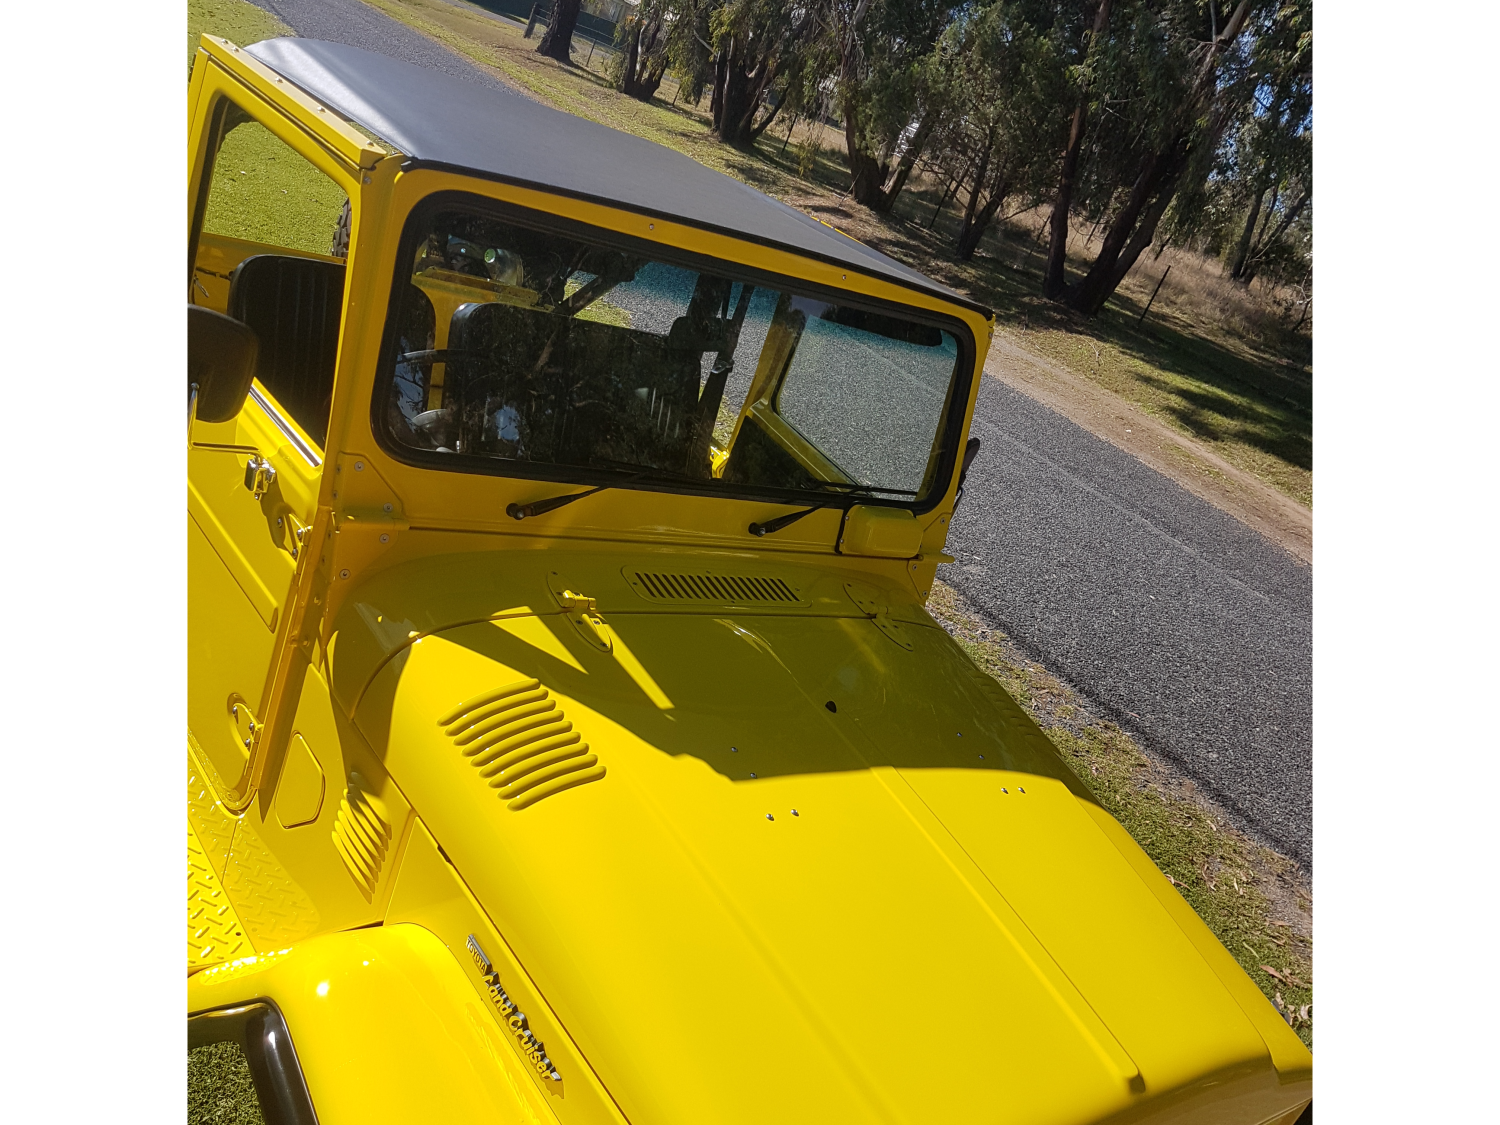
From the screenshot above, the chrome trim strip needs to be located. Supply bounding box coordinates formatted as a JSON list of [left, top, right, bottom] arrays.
[[249, 385, 323, 467]]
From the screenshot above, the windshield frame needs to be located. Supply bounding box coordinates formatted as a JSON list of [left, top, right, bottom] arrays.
[[370, 190, 977, 517]]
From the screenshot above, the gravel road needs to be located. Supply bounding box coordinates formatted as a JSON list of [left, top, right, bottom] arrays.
[[247, 0, 515, 95], [243, 0, 1313, 867], [943, 376, 1311, 867]]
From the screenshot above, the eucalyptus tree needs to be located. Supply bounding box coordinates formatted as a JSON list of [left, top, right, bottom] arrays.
[[537, 0, 584, 62], [1042, 0, 1290, 316], [614, 0, 678, 101], [1224, 1, 1311, 284], [706, 0, 818, 148], [923, 1, 1071, 259], [816, 0, 961, 212]]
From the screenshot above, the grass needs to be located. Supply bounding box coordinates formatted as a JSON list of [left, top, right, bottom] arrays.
[[188, 0, 290, 67], [204, 122, 347, 255], [191, 1, 345, 255], [928, 579, 1313, 1049], [188, 1041, 266, 1125]]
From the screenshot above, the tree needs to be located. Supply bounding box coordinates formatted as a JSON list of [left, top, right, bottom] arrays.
[[822, 0, 960, 212], [707, 0, 813, 148], [1041, 0, 1270, 315], [924, 1, 1070, 259], [537, 0, 583, 63], [615, 0, 674, 100]]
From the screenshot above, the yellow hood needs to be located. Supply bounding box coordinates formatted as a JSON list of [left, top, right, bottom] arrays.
[[343, 552, 1308, 1125]]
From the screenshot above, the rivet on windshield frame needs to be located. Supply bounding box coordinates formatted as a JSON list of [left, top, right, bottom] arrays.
[[978, 754, 985, 760], [791, 809, 799, 816], [340, 569, 351, 579], [354, 461, 365, 471], [380, 534, 390, 544], [766, 813, 773, 821], [649, 223, 655, 230], [730, 746, 737, 752], [842, 274, 847, 280], [383, 503, 393, 512], [750, 772, 757, 778]]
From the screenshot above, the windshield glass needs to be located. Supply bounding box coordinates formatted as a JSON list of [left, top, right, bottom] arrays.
[[378, 203, 968, 505]]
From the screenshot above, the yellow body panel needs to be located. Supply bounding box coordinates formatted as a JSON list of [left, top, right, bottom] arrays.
[[189, 924, 556, 1122], [187, 34, 1309, 1125]]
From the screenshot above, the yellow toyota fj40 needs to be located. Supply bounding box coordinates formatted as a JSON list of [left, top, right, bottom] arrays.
[[187, 34, 1311, 1125]]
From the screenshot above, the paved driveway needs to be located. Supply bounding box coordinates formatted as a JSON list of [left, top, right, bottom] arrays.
[[943, 376, 1312, 866]]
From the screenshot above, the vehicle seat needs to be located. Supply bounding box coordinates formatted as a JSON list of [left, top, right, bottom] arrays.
[[228, 254, 346, 447], [445, 301, 702, 467]]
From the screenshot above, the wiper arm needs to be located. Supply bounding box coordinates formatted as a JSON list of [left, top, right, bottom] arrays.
[[507, 484, 611, 520], [748, 503, 839, 537], [508, 463, 672, 520]]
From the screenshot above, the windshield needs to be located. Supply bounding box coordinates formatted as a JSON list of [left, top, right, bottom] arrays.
[[377, 203, 968, 506]]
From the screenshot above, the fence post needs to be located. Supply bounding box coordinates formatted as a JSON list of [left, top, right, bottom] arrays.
[[524, 4, 540, 38], [1136, 265, 1171, 328]]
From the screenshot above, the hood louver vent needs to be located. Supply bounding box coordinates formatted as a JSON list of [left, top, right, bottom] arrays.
[[332, 775, 392, 901], [627, 569, 805, 606], [440, 679, 606, 811]]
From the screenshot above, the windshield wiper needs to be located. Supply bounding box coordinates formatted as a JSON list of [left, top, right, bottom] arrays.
[[749, 502, 841, 537], [507, 464, 671, 520], [507, 484, 612, 520]]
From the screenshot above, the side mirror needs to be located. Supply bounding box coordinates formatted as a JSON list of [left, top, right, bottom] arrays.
[[838, 505, 924, 559], [188, 305, 259, 426]]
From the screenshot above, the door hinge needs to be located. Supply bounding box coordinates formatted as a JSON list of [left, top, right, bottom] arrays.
[[231, 699, 263, 756], [844, 581, 915, 651]]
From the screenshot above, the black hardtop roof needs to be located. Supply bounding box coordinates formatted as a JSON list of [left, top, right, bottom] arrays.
[[244, 38, 988, 317]]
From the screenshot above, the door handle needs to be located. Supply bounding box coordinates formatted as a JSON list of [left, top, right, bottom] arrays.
[[244, 455, 277, 499]]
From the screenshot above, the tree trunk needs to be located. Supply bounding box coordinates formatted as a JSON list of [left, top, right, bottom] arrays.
[[876, 113, 935, 213], [1062, 0, 1254, 316], [620, 17, 668, 101], [1243, 187, 1309, 281], [956, 178, 1009, 261], [712, 35, 778, 148], [1043, 0, 1113, 300], [1229, 188, 1265, 280], [537, 0, 581, 62], [1065, 140, 1187, 315], [710, 45, 728, 130], [619, 21, 644, 94], [844, 99, 891, 207]]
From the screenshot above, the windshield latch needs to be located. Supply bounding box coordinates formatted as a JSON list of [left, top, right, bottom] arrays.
[[548, 573, 612, 652]]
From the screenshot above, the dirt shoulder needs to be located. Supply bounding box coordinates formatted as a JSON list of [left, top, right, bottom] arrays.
[[987, 330, 1313, 564]]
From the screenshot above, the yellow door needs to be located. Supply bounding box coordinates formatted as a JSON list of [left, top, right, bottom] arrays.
[[188, 85, 350, 799]]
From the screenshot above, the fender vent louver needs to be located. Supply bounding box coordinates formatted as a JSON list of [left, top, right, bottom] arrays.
[[332, 775, 392, 900], [440, 679, 606, 811], [626, 569, 805, 606]]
